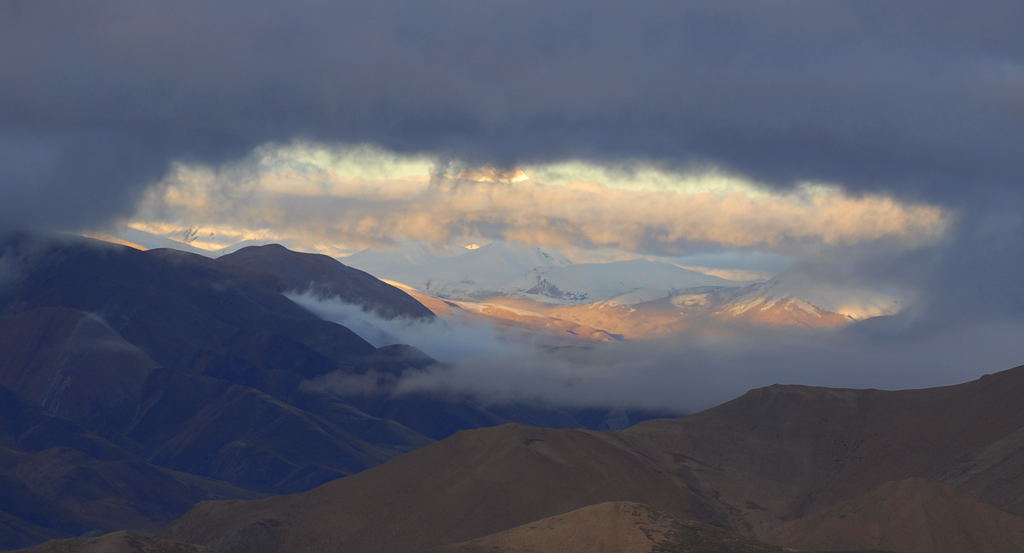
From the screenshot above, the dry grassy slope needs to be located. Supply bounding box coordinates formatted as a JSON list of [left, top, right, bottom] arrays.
[[162, 365, 1024, 553], [940, 424, 1024, 514], [162, 425, 724, 553], [622, 364, 1024, 533], [10, 531, 210, 553], [765, 478, 1024, 553], [428, 501, 792, 553], [426, 501, 679, 553]]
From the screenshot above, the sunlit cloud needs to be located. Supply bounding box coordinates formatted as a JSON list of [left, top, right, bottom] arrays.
[[124, 143, 950, 257]]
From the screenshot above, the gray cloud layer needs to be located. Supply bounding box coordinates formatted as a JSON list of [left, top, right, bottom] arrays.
[[4, 0, 1024, 231], [5, 0, 1024, 399]]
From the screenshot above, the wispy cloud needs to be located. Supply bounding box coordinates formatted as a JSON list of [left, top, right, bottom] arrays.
[[287, 290, 517, 362]]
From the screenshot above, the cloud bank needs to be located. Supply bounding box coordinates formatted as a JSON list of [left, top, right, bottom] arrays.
[[4, 0, 1024, 230]]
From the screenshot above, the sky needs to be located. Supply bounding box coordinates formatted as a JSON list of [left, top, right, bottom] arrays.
[[4, 0, 1024, 408]]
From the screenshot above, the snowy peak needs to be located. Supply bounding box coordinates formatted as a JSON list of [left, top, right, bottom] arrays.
[[518, 259, 739, 304], [724, 277, 902, 320], [344, 241, 573, 300]]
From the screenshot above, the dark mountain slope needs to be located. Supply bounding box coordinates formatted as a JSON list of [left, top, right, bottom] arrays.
[[0, 234, 667, 549], [0, 236, 436, 544], [3, 240, 376, 379], [0, 280, 430, 492], [0, 385, 257, 550], [0, 307, 157, 432], [215, 244, 433, 320]]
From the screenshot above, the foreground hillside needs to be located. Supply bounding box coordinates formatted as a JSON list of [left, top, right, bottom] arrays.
[[428, 502, 790, 553], [147, 364, 1024, 553]]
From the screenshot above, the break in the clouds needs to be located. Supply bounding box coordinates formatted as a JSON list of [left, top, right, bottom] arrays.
[[127, 143, 948, 257], [3, 0, 1024, 231]]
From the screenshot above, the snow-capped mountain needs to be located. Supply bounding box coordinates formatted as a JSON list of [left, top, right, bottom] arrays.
[[345, 241, 573, 300], [342, 241, 464, 278], [344, 241, 743, 304], [517, 259, 739, 304], [720, 275, 902, 321]]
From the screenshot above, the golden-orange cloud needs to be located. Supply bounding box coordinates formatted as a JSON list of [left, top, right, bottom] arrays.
[[123, 145, 949, 256]]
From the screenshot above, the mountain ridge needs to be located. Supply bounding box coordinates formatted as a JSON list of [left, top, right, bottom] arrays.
[[0, 234, 669, 549], [159, 364, 1024, 553]]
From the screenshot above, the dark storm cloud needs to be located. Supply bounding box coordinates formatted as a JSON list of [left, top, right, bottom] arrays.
[[3, 0, 1024, 231]]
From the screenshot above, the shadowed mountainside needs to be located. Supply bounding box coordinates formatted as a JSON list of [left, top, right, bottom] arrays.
[[214, 244, 434, 320], [0, 384, 257, 550], [0, 233, 667, 549], [0, 234, 435, 547]]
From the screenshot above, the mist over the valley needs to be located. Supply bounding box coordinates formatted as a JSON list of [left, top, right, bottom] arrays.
[[290, 288, 1024, 413]]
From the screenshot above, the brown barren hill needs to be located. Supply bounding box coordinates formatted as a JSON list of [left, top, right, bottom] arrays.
[[428, 501, 790, 553], [162, 365, 1024, 553], [9, 531, 210, 553], [162, 425, 726, 553], [765, 478, 1024, 553], [619, 363, 1024, 533]]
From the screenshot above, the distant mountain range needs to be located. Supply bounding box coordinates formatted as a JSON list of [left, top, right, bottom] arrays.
[[95, 228, 901, 340], [345, 241, 901, 340], [344, 240, 734, 302]]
